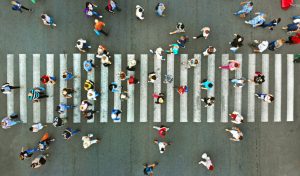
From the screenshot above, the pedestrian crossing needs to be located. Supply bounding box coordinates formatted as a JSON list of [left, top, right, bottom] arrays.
[[3, 53, 295, 123]]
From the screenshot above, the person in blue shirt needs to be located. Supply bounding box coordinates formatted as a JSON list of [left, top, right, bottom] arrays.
[[28, 87, 48, 103], [165, 43, 180, 55], [111, 109, 122, 122], [62, 128, 80, 140], [83, 59, 96, 73], [62, 71, 79, 81], [155, 3, 166, 17], [143, 162, 159, 175], [200, 79, 214, 90], [19, 147, 38, 160], [56, 104, 76, 114], [233, 1, 253, 17]]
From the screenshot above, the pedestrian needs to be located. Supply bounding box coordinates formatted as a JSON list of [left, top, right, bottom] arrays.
[[83, 59, 97, 73], [30, 154, 48, 169], [62, 88, 76, 98], [11, 1, 32, 13], [136, 5, 144, 20], [177, 35, 189, 48], [229, 111, 244, 124], [230, 77, 247, 88], [96, 45, 111, 59], [292, 15, 300, 23], [62, 128, 80, 140], [200, 79, 214, 90], [111, 109, 122, 122], [116, 71, 128, 81], [37, 133, 55, 151], [293, 54, 300, 63], [28, 87, 48, 103], [152, 93, 165, 104], [40, 14, 56, 27], [181, 57, 200, 69], [170, 22, 185, 35], [1, 83, 20, 94], [154, 140, 171, 154], [29, 123, 47, 132], [193, 26, 210, 40], [80, 100, 93, 112], [282, 23, 300, 34], [83, 110, 98, 120], [19, 147, 38, 160], [225, 127, 244, 142], [87, 89, 100, 100], [155, 3, 166, 17], [201, 97, 215, 107], [40, 75, 56, 85], [248, 40, 269, 53], [153, 125, 169, 138], [62, 71, 79, 81], [218, 60, 240, 71], [127, 59, 137, 71], [268, 38, 285, 51], [177, 85, 188, 95], [165, 43, 180, 55], [198, 153, 214, 171], [94, 19, 109, 36], [233, 1, 253, 18], [229, 34, 244, 53], [100, 55, 112, 67], [261, 18, 281, 30], [56, 103, 76, 114], [1, 113, 21, 129], [203, 46, 216, 56], [255, 93, 274, 103], [84, 2, 102, 18], [120, 90, 129, 101], [105, 0, 121, 13], [82, 134, 100, 149], [285, 33, 300, 44], [143, 162, 159, 176], [75, 39, 91, 53], [128, 75, 140, 85], [245, 12, 266, 28], [150, 47, 165, 60], [148, 72, 157, 83], [248, 71, 265, 85], [52, 116, 67, 127], [84, 80, 95, 91], [109, 82, 121, 93], [163, 74, 173, 84]]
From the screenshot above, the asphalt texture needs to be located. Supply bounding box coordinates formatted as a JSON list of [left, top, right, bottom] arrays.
[[0, 0, 300, 176]]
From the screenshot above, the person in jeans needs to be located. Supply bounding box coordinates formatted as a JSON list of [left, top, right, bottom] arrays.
[[233, 1, 253, 18], [62, 128, 80, 140], [245, 12, 266, 28], [177, 35, 189, 48], [143, 162, 159, 176], [28, 87, 48, 102], [1, 113, 22, 129], [268, 38, 285, 51], [193, 26, 210, 40], [56, 104, 76, 114], [105, 0, 121, 13], [19, 147, 38, 160], [169, 22, 185, 35], [255, 93, 274, 103], [261, 18, 281, 30], [94, 19, 109, 36], [1, 83, 20, 94], [41, 14, 56, 27], [62, 71, 79, 81], [155, 3, 166, 17], [11, 1, 32, 13], [84, 2, 102, 18], [285, 33, 300, 45]]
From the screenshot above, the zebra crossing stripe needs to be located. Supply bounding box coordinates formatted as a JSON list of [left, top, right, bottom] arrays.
[[140, 54, 148, 122], [274, 54, 282, 122], [127, 54, 135, 122], [221, 54, 229, 123], [207, 54, 215, 122], [261, 54, 269, 122], [166, 54, 174, 122], [19, 54, 27, 123], [234, 54, 242, 113], [247, 54, 256, 122], [114, 54, 122, 122], [100, 57, 108, 123], [33, 54, 41, 123], [60, 54, 67, 118], [287, 54, 294, 122], [73, 54, 81, 123], [7, 54, 14, 116], [153, 54, 161, 122], [87, 54, 95, 123], [46, 54, 54, 123], [193, 54, 201, 122], [180, 54, 188, 122]]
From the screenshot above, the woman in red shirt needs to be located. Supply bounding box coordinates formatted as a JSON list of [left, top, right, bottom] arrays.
[[286, 33, 300, 44]]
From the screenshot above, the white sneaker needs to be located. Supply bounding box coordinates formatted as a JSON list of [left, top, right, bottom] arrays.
[[193, 37, 197, 39]]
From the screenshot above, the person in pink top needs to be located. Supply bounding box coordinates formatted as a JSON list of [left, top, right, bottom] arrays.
[[218, 60, 240, 71]]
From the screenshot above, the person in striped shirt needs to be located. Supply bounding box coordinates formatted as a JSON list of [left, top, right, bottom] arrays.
[[28, 87, 48, 103]]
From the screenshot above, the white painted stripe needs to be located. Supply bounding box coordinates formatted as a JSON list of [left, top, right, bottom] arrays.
[[60, 54, 67, 118], [287, 54, 294, 121], [114, 54, 122, 122], [207, 54, 215, 122], [100, 57, 108, 123], [261, 54, 269, 122], [73, 54, 81, 123], [7, 54, 14, 116], [87, 54, 95, 123], [166, 54, 174, 122], [19, 54, 27, 123], [274, 54, 282, 122], [234, 54, 242, 113], [127, 54, 135, 122], [221, 54, 229, 123], [180, 54, 188, 122], [193, 54, 201, 122], [140, 54, 148, 122], [247, 54, 256, 122], [153, 54, 161, 122], [46, 54, 54, 123], [33, 54, 41, 123]]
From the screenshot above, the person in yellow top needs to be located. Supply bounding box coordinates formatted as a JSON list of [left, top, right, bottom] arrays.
[[94, 19, 108, 36]]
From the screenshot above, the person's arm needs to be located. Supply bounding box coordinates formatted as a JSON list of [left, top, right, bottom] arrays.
[[230, 138, 239, 142]]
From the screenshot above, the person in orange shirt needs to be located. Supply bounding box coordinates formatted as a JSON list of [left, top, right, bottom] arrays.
[[94, 19, 108, 36]]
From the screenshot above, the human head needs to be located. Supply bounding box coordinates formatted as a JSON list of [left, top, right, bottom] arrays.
[[277, 18, 281, 23], [234, 63, 240, 68], [41, 14, 45, 19], [194, 59, 199, 64], [29, 127, 33, 131], [208, 83, 213, 88], [62, 73, 67, 78], [94, 19, 99, 23], [249, 2, 253, 6]]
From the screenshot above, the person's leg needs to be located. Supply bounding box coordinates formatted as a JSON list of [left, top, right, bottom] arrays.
[[10, 86, 20, 89], [71, 129, 80, 136], [21, 5, 31, 11], [219, 65, 230, 70], [196, 33, 204, 39], [90, 139, 98, 145], [292, 15, 300, 19], [100, 29, 108, 36], [39, 94, 49, 99]]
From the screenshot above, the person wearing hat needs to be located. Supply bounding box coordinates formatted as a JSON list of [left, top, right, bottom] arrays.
[[40, 75, 56, 85], [80, 100, 93, 112], [201, 97, 215, 107], [94, 19, 108, 36], [200, 79, 213, 90], [1, 82, 20, 95], [148, 72, 157, 83], [111, 109, 122, 122], [84, 80, 95, 91], [62, 128, 80, 140], [127, 59, 137, 71], [152, 93, 165, 104], [198, 153, 214, 171], [62, 88, 76, 98]]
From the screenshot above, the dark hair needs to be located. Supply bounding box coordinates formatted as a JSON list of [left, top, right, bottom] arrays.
[[249, 2, 253, 6], [161, 148, 165, 151], [234, 63, 239, 68], [269, 96, 274, 102], [41, 15, 45, 19], [29, 127, 33, 131], [239, 136, 244, 140], [152, 75, 157, 80], [241, 119, 244, 123], [39, 157, 47, 165], [1, 89, 4, 92], [62, 74, 67, 78], [210, 97, 215, 101], [277, 18, 281, 23], [208, 83, 213, 88]]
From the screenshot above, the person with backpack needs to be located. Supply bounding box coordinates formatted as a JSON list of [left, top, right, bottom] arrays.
[[1, 83, 20, 94], [28, 87, 48, 103], [84, 2, 102, 18], [30, 154, 49, 169], [154, 140, 171, 154], [11, 1, 32, 13], [143, 162, 159, 176], [1, 113, 21, 129], [155, 3, 166, 17], [40, 75, 56, 85], [87, 89, 100, 100]]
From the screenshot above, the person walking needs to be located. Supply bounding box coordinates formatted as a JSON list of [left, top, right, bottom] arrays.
[[87, 89, 100, 100], [80, 100, 93, 112], [37, 133, 55, 151], [83, 109, 98, 120], [28, 87, 48, 103], [229, 34, 244, 53], [268, 38, 285, 51], [100, 55, 112, 67], [84, 2, 102, 18], [203, 46, 216, 56], [255, 93, 274, 103], [248, 40, 269, 53], [163, 74, 173, 84], [225, 127, 244, 142], [193, 27, 210, 39], [233, 1, 253, 18], [177, 35, 189, 48], [120, 90, 129, 101], [116, 71, 128, 81], [62, 88, 76, 98], [56, 103, 76, 114], [293, 54, 300, 63], [19, 147, 38, 160], [62, 128, 80, 140], [200, 79, 214, 90], [127, 59, 137, 71], [201, 97, 215, 107], [40, 75, 56, 85], [261, 18, 281, 30], [285, 33, 300, 44], [94, 19, 109, 36], [218, 60, 240, 71], [248, 71, 265, 85], [11, 1, 32, 13], [177, 85, 188, 95], [82, 134, 100, 149], [84, 80, 95, 91], [230, 77, 247, 88], [154, 140, 171, 154], [198, 153, 214, 171], [29, 123, 47, 132], [153, 125, 169, 138], [128, 75, 140, 85], [148, 72, 157, 83], [52, 116, 67, 127], [109, 82, 121, 93], [62, 71, 80, 81], [111, 109, 122, 122], [170, 22, 185, 35], [150, 47, 165, 60], [1, 113, 21, 129], [96, 45, 111, 59], [230, 111, 244, 124], [155, 3, 166, 17], [105, 0, 121, 13], [165, 43, 180, 55], [181, 57, 200, 69], [75, 39, 91, 53], [136, 5, 145, 20], [1, 83, 20, 94], [83, 59, 97, 73], [30, 154, 48, 169], [143, 162, 159, 176], [282, 23, 300, 34], [245, 12, 266, 27], [152, 93, 165, 104], [41, 14, 56, 27]]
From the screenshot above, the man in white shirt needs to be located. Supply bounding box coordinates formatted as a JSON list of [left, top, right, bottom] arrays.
[[249, 40, 268, 53], [154, 140, 171, 154], [193, 27, 210, 39]]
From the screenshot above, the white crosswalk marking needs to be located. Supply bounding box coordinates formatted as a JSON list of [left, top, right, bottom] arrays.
[[261, 54, 269, 122], [234, 54, 242, 113], [247, 54, 256, 122], [207, 54, 215, 122], [87, 54, 95, 123], [167, 54, 174, 122], [114, 54, 122, 122], [127, 54, 135, 122], [60, 54, 67, 118], [193, 54, 201, 122], [46, 54, 54, 123], [221, 54, 229, 123], [7, 54, 14, 116], [274, 54, 282, 122], [73, 54, 81, 123], [154, 55, 161, 122], [100, 57, 108, 123], [140, 54, 148, 122], [19, 54, 27, 123], [33, 54, 41, 123], [287, 54, 294, 122], [180, 54, 188, 122]]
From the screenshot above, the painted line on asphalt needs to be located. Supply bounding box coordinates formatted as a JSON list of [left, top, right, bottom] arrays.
[[193, 54, 201, 122], [261, 54, 269, 122], [100, 56, 108, 123], [140, 54, 148, 122], [287, 54, 294, 122], [221, 54, 229, 123], [7, 54, 14, 116], [247, 54, 256, 122], [19, 54, 27, 123], [87, 54, 95, 123], [73, 54, 81, 123], [166, 54, 174, 122], [60, 54, 67, 118], [153, 54, 161, 122], [274, 54, 282, 122], [207, 54, 215, 122], [127, 54, 135, 122], [33, 54, 41, 123], [114, 54, 122, 122], [234, 54, 242, 113], [46, 54, 54, 123], [180, 54, 188, 122]]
